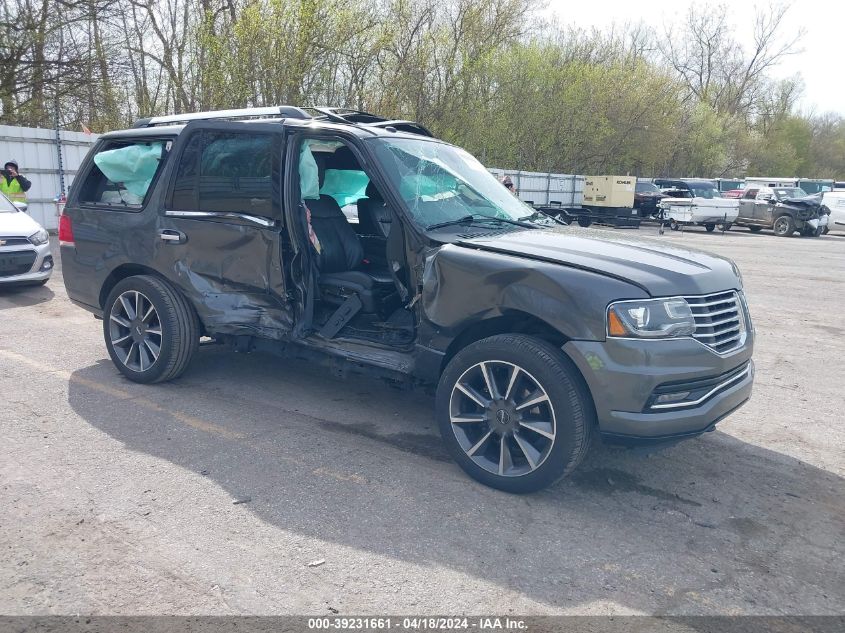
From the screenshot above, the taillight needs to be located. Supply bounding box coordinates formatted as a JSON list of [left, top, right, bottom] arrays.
[[58, 213, 74, 245]]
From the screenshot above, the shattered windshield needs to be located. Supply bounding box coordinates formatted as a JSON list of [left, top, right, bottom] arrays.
[[774, 188, 808, 199], [371, 137, 534, 228]]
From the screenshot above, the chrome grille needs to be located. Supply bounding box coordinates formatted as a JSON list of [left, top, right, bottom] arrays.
[[684, 291, 746, 353]]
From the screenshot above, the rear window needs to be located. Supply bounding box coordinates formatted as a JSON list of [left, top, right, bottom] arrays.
[[77, 139, 169, 207], [170, 131, 280, 218], [635, 182, 659, 193]]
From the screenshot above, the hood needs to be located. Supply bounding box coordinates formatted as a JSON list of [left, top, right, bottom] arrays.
[[0, 210, 43, 237], [781, 196, 820, 209], [456, 227, 742, 297]]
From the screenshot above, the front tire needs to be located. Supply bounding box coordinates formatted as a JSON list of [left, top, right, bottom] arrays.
[[103, 275, 199, 384], [773, 215, 795, 237], [436, 335, 593, 493]]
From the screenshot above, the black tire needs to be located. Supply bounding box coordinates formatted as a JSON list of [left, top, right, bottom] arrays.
[[669, 219, 679, 231], [748, 226, 763, 233], [577, 216, 592, 228], [773, 215, 795, 237], [705, 223, 716, 232], [436, 334, 594, 493], [103, 275, 199, 384]]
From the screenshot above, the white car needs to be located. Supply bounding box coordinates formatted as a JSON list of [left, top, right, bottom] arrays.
[[821, 191, 845, 235], [0, 193, 53, 286]]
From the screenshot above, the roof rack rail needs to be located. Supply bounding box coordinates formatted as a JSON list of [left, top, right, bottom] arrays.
[[311, 107, 433, 137], [132, 105, 434, 137], [132, 106, 311, 128]]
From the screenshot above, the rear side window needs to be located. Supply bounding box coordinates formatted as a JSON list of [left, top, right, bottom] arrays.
[[77, 140, 168, 207], [169, 130, 280, 218]]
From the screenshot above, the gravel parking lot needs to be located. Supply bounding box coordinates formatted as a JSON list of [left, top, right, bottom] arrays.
[[1, 227, 843, 616]]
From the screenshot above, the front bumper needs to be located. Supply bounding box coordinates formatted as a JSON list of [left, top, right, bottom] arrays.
[[0, 242, 53, 284], [564, 336, 754, 442]]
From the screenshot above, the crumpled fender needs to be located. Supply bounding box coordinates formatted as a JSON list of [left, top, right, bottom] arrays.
[[420, 243, 646, 348]]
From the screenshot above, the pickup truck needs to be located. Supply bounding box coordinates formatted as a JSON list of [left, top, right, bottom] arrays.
[[735, 187, 826, 236]]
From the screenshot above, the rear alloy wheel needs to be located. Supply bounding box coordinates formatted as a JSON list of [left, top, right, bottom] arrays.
[[437, 335, 593, 493], [104, 275, 199, 383], [773, 215, 795, 237]]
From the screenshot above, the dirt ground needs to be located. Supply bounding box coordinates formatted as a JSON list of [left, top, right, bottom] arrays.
[[1, 226, 843, 616]]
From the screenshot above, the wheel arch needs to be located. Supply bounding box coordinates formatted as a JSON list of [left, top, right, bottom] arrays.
[[99, 264, 205, 334], [99, 263, 165, 309], [439, 311, 570, 377]]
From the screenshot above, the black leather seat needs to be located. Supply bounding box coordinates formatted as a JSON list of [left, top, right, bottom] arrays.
[[357, 182, 392, 238], [307, 194, 392, 313]]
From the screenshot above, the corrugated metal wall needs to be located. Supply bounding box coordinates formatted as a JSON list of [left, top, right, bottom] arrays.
[[0, 125, 98, 230], [488, 168, 585, 207]]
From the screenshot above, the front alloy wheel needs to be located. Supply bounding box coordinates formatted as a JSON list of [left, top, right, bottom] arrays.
[[773, 215, 795, 237], [449, 361, 556, 477], [436, 334, 593, 493]]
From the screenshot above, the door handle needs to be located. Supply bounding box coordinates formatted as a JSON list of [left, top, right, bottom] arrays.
[[159, 229, 187, 244]]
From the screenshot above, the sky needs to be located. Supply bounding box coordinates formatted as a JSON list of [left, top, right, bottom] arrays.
[[544, 0, 845, 115]]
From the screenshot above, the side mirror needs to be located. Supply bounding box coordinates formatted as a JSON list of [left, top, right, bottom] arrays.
[[12, 201, 28, 212]]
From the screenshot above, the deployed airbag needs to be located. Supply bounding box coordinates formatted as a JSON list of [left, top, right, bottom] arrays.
[[93, 142, 164, 198], [299, 142, 321, 200], [320, 169, 369, 207]]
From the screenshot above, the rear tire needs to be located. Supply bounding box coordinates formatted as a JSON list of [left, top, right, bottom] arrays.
[[577, 216, 592, 228], [773, 215, 795, 237], [103, 275, 199, 384], [436, 334, 594, 493], [705, 223, 716, 232]]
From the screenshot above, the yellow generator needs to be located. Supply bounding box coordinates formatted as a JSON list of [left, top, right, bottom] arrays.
[[582, 176, 639, 227]]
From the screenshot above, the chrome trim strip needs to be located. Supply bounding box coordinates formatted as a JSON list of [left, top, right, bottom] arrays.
[[690, 306, 738, 317], [165, 210, 276, 228], [695, 315, 741, 328], [686, 296, 736, 308], [650, 365, 751, 410]]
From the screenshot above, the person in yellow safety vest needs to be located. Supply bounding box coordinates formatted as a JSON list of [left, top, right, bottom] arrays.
[[1, 160, 32, 204]]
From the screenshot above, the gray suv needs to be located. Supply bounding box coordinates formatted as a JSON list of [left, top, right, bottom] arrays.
[[60, 107, 754, 492]]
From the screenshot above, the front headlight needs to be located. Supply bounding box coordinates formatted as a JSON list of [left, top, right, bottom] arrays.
[[607, 297, 696, 339], [28, 228, 49, 246]]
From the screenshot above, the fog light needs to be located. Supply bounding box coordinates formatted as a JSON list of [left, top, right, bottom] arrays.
[[655, 391, 690, 405], [40, 256, 53, 271]]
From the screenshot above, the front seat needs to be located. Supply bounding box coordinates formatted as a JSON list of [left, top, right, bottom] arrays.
[[307, 194, 393, 314], [357, 182, 392, 238]]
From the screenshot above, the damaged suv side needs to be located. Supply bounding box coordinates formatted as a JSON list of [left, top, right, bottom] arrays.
[[61, 107, 754, 493]]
